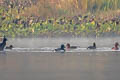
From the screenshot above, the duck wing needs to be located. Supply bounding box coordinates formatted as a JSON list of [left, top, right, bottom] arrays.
[[70, 46, 77, 49]]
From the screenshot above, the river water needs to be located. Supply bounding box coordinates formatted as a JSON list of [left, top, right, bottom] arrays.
[[0, 38, 120, 80]]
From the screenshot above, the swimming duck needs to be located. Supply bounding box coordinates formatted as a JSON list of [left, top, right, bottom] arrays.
[[6, 45, 13, 50], [87, 42, 96, 49], [55, 44, 65, 52], [112, 42, 119, 50], [0, 36, 7, 51], [66, 43, 77, 50]]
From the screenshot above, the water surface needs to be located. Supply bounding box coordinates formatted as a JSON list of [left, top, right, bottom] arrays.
[[0, 51, 120, 80], [0, 38, 120, 80]]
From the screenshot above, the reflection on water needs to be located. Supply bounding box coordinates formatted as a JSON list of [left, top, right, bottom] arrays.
[[0, 52, 120, 80]]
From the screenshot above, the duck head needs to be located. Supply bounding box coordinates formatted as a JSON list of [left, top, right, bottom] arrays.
[[93, 42, 96, 47], [3, 36, 7, 42], [66, 43, 70, 49], [115, 42, 119, 48], [112, 42, 119, 50], [9, 45, 13, 48], [61, 44, 65, 50]]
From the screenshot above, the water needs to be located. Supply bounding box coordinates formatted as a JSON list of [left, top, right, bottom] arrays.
[[0, 38, 120, 80], [0, 52, 120, 80]]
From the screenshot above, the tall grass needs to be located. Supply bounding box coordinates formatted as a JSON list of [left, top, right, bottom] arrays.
[[19, 0, 120, 17], [1, 0, 120, 17]]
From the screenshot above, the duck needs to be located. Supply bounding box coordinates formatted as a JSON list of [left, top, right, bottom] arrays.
[[6, 45, 13, 50], [54, 44, 65, 52], [0, 36, 7, 51], [66, 43, 77, 50], [112, 42, 119, 50], [87, 42, 96, 49]]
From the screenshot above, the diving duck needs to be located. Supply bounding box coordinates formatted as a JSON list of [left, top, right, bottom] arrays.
[[112, 42, 119, 50], [6, 45, 13, 50], [66, 43, 77, 50], [0, 36, 7, 51], [54, 44, 65, 52], [87, 42, 96, 49]]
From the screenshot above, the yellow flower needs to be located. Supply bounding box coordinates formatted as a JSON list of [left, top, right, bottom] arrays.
[[91, 21, 95, 25], [81, 24, 85, 30], [106, 27, 111, 32]]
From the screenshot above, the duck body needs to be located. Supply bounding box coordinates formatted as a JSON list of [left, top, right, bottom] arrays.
[[87, 43, 96, 49], [0, 36, 7, 51], [66, 43, 77, 50], [69, 46, 77, 49], [112, 47, 119, 50], [54, 44, 65, 52], [54, 48, 65, 53], [87, 46, 96, 49], [6, 45, 13, 50]]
